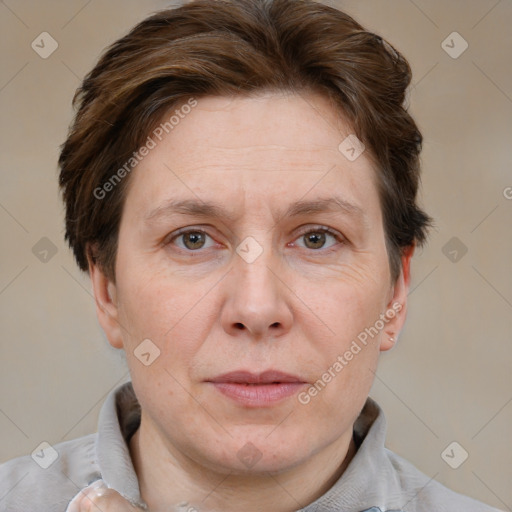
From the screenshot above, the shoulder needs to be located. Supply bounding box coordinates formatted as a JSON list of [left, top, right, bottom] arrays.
[[0, 433, 101, 512], [385, 448, 503, 512]]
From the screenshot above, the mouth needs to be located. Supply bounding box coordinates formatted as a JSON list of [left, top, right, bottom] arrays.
[[206, 370, 308, 407]]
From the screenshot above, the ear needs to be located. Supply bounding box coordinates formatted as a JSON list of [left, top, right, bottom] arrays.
[[87, 246, 124, 349], [380, 244, 415, 352]]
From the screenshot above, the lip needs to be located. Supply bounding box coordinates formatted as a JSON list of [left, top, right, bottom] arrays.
[[206, 370, 308, 407], [208, 370, 305, 384]]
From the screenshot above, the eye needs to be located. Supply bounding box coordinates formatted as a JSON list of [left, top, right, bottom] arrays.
[[168, 229, 216, 251], [293, 226, 344, 251], [166, 225, 345, 254]]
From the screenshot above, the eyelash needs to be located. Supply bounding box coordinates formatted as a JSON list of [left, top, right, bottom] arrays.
[[166, 225, 345, 254]]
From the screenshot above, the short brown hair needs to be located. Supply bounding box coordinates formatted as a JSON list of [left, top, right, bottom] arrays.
[[59, 0, 432, 283]]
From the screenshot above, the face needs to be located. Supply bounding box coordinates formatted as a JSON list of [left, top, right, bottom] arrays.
[[91, 91, 410, 475]]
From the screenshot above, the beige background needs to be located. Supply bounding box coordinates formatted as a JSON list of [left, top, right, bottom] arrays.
[[1, 0, 511, 509]]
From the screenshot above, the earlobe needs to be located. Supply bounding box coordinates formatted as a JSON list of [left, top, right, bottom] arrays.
[[87, 251, 124, 349]]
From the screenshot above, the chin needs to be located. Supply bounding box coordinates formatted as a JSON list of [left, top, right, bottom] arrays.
[[201, 432, 314, 475]]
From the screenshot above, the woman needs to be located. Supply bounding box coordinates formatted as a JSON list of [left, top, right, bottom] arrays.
[[0, 0, 501, 511]]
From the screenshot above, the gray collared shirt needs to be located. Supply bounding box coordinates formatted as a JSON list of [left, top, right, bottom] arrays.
[[0, 381, 502, 512]]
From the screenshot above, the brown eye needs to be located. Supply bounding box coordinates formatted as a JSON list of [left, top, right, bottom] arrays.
[[181, 231, 207, 250], [169, 229, 215, 251], [295, 227, 342, 251], [303, 231, 327, 249]]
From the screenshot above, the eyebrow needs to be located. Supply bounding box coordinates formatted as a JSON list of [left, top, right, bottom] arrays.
[[144, 196, 367, 225]]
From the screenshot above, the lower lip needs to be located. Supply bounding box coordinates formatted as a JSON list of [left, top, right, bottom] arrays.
[[210, 382, 306, 407]]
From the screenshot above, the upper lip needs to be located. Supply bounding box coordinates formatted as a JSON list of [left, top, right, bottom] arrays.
[[207, 370, 306, 384]]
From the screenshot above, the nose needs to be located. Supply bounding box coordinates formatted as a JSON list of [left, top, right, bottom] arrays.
[[220, 243, 293, 341]]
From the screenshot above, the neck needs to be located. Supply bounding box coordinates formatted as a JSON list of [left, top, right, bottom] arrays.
[[129, 416, 357, 512]]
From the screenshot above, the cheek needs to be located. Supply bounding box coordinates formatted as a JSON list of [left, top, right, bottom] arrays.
[[115, 246, 183, 332], [116, 271, 205, 420], [297, 263, 390, 389], [115, 262, 212, 374], [306, 264, 390, 336], [296, 277, 386, 421], [118, 279, 171, 340]]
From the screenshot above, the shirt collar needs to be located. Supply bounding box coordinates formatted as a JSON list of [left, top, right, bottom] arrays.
[[301, 396, 398, 512], [95, 381, 392, 512], [95, 381, 146, 509]]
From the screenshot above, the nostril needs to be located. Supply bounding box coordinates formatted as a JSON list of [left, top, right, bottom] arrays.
[[235, 323, 245, 330]]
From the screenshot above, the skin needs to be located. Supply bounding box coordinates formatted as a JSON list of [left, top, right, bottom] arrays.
[[87, 91, 413, 512]]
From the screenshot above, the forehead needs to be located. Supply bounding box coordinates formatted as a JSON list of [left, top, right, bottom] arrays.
[[123, 92, 381, 225]]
